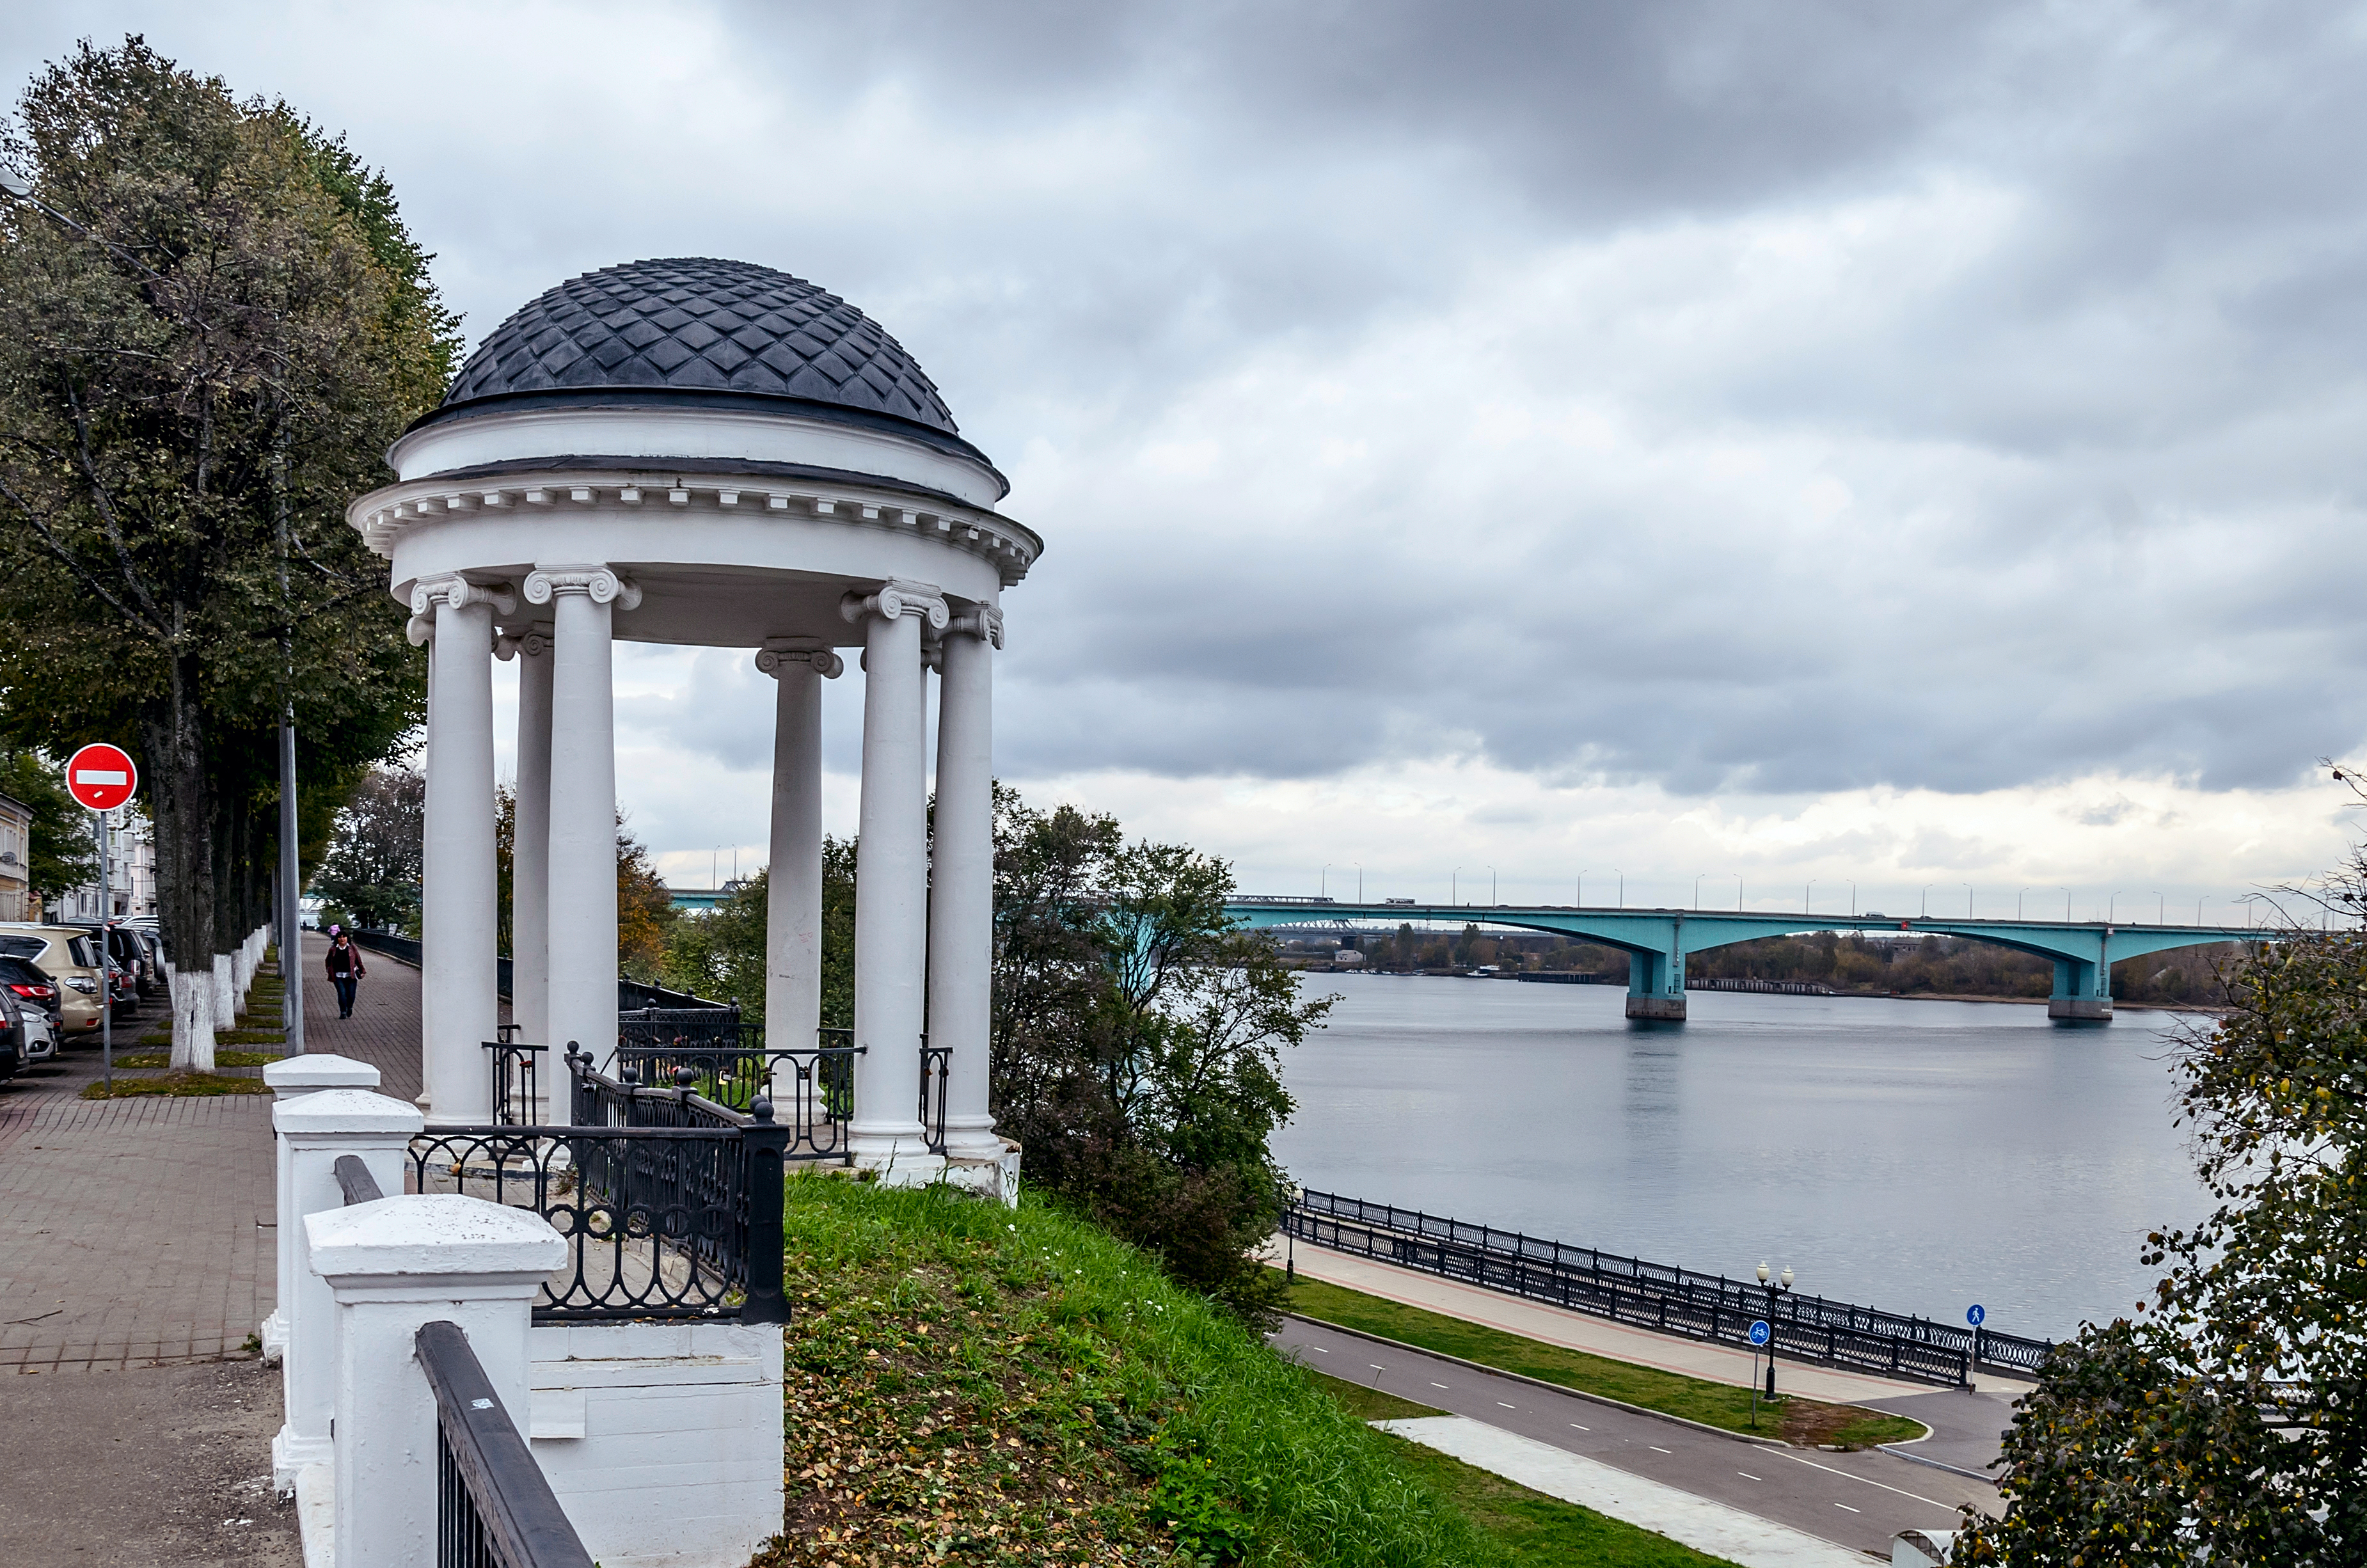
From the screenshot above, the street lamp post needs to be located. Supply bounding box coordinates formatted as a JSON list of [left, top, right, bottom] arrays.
[[2018, 887, 2029, 921], [1356, 863, 1363, 903], [1578, 870, 1587, 908], [2062, 887, 2073, 921], [1695, 873, 1706, 910], [1755, 1261, 1795, 1406], [1734, 873, 1743, 911], [2110, 891, 2123, 924], [1615, 870, 1624, 908], [2155, 891, 2164, 924], [1490, 866, 1497, 906], [1922, 883, 1933, 917], [1804, 879, 1814, 915], [1321, 864, 1330, 898], [1965, 883, 1974, 919], [1452, 867, 1461, 906], [1848, 879, 1856, 916]]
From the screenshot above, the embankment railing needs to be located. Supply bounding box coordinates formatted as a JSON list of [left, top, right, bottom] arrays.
[[1286, 1189, 2054, 1385]]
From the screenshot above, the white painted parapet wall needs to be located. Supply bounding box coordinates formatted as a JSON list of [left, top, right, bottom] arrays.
[[262, 1054, 383, 1365], [272, 1086, 424, 1493], [307, 1194, 566, 1568]]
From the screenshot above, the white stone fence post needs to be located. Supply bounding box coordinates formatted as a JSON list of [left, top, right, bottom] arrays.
[[262, 1054, 384, 1363], [306, 1192, 568, 1568], [271, 1084, 423, 1493]]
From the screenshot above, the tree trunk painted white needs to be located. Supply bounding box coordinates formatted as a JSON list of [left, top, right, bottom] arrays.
[[170, 963, 218, 1071], [212, 951, 236, 1030]]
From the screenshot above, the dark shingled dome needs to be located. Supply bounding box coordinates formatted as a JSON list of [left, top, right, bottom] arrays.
[[435, 258, 960, 436]]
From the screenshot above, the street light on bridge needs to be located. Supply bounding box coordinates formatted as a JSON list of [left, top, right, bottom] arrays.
[[2110, 891, 2124, 923], [1578, 869, 1587, 908], [1804, 879, 1814, 915], [2018, 887, 2029, 920], [1695, 873, 1707, 910], [1320, 863, 1329, 898], [1965, 883, 1974, 919], [1848, 878, 1856, 916], [2062, 887, 2073, 921], [1922, 883, 1933, 917], [2155, 891, 2164, 924]]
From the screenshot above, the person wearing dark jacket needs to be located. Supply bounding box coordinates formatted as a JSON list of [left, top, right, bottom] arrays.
[[325, 930, 367, 1018]]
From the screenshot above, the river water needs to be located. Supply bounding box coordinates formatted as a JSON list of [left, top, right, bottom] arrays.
[[1269, 975, 2212, 1344]]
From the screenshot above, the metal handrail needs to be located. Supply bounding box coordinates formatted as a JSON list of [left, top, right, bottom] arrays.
[[416, 1321, 595, 1568], [482, 1041, 547, 1127], [917, 1041, 951, 1155], [334, 1154, 383, 1205]]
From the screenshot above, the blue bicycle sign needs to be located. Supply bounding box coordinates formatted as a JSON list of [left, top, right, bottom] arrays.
[[1748, 1319, 1771, 1347]]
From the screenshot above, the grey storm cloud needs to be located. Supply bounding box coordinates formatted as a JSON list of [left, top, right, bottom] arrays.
[[10, 1, 2366, 809]]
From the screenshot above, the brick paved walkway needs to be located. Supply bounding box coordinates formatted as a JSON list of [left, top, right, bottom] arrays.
[[0, 935, 427, 1372]]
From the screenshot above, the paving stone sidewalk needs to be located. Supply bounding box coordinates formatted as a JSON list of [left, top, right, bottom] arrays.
[[0, 935, 424, 1372]]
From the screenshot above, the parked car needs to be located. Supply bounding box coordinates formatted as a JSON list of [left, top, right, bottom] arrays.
[[0, 924, 111, 1040], [65, 923, 150, 1013], [0, 985, 25, 1081], [0, 954, 63, 1061]]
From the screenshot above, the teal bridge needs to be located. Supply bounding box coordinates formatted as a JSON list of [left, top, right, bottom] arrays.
[[1223, 899, 2270, 1022]]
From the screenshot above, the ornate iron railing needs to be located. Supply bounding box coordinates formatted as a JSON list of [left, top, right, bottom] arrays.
[[1286, 1190, 2054, 1385], [413, 1055, 789, 1323], [482, 1041, 546, 1127], [917, 1042, 951, 1155], [418, 1320, 596, 1568]]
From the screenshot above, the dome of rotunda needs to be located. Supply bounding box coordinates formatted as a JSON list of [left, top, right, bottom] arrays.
[[424, 257, 960, 437]]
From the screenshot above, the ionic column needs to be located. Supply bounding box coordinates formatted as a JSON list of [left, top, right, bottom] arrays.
[[526, 566, 639, 1084], [413, 573, 512, 1124], [840, 579, 946, 1174], [931, 605, 1004, 1158], [756, 641, 842, 1102], [511, 625, 554, 1047]]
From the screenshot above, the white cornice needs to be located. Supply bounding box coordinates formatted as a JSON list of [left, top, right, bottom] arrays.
[[346, 468, 1042, 587]]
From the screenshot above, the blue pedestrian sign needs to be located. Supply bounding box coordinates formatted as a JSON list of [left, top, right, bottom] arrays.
[[1748, 1319, 1771, 1347], [1967, 1304, 1986, 1327]]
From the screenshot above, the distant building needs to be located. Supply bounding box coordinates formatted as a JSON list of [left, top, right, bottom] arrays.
[[0, 791, 31, 921], [51, 809, 157, 921], [1335, 949, 1365, 965]]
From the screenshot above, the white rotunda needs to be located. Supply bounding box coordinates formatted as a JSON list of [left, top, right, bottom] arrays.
[[347, 257, 1040, 1178]]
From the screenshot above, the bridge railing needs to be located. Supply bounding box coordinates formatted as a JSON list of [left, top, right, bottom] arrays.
[[1288, 1189, 2054, 1382]]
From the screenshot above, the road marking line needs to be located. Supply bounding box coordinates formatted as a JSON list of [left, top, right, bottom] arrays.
[[1648, 1445, 1674, 1453], [1311, 1347, 1327, 1352], [1835, 1503, 1861, 1514], [1570, 1424, 1590, 1432], [1780, 1453, 1954, 1510], [1738, 1471, 1761, 1481], [1370, 1364, 1386, 1371], [1430, 1382, 1450, 1390], [1498, 1401, 1516, 1409]]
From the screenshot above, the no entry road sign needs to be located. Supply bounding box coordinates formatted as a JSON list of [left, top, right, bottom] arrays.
[[65, 743, 137, 811]]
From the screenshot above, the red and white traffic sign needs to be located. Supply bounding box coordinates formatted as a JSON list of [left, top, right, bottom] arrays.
[[64, 743, 137, 811]]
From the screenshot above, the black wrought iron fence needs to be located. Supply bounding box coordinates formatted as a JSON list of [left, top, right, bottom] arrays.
[[1286, 1190, 2054, 1384], [418, 1320, 596, 1568], [917, 1041, 951, 1155], [411, 1054, 790, 1324], [482, 1041, 546, 1127]]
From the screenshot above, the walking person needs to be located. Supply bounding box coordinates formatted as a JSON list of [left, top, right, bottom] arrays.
[[325, 927, 367, 1019]]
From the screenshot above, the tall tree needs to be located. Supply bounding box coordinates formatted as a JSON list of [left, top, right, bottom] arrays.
[[0, 748, 99, 903], [310, 764, 423, 933], [1958, 834, 2367, 1561], [0, 38, 451, 1065], [992, 788, 1333, 1324]]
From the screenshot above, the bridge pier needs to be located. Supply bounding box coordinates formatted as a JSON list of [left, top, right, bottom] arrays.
[[1625, 944, 1686, 1022], [2048, 955, 2112, 1023]]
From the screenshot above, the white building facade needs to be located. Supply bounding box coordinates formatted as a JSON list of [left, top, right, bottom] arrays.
[[50, 807, 157, 922], [347, 258, 1038, 1179]]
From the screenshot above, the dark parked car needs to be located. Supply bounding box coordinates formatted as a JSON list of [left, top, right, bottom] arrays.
[[0, 986, 25, 1081]]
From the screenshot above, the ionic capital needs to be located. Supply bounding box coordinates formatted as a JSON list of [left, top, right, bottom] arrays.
[[839, 578, 948, 631], [409, 573, 519, 619], [944, 605, 1004, 650], [524, 564, 643, 609], [755, 640, 844, 680]]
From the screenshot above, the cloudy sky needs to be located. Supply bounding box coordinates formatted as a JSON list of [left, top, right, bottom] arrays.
[[10, 1, 2366, 917]]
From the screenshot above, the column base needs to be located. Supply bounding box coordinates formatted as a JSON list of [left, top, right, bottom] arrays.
[[849, 1132, 947, 1187], [2048, 997, 2113, 1022], [1626, 995, 1688, 1022], [260, 1308, 287, 1365], [940, 1139, 1022, 1207], [271, 1423, 331, 1495]]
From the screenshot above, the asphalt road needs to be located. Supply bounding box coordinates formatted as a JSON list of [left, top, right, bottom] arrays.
[[1274, 1317, 1995, 1560]]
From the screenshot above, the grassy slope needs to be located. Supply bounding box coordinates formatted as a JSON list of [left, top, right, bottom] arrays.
[[1282, 1274, 1924, 1449], [758, 1176, 1491, 1567]]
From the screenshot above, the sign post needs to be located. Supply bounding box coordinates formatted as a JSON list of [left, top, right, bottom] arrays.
[[65, 744, 137, 1091], [1748, 1319, 1771, 1428]]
